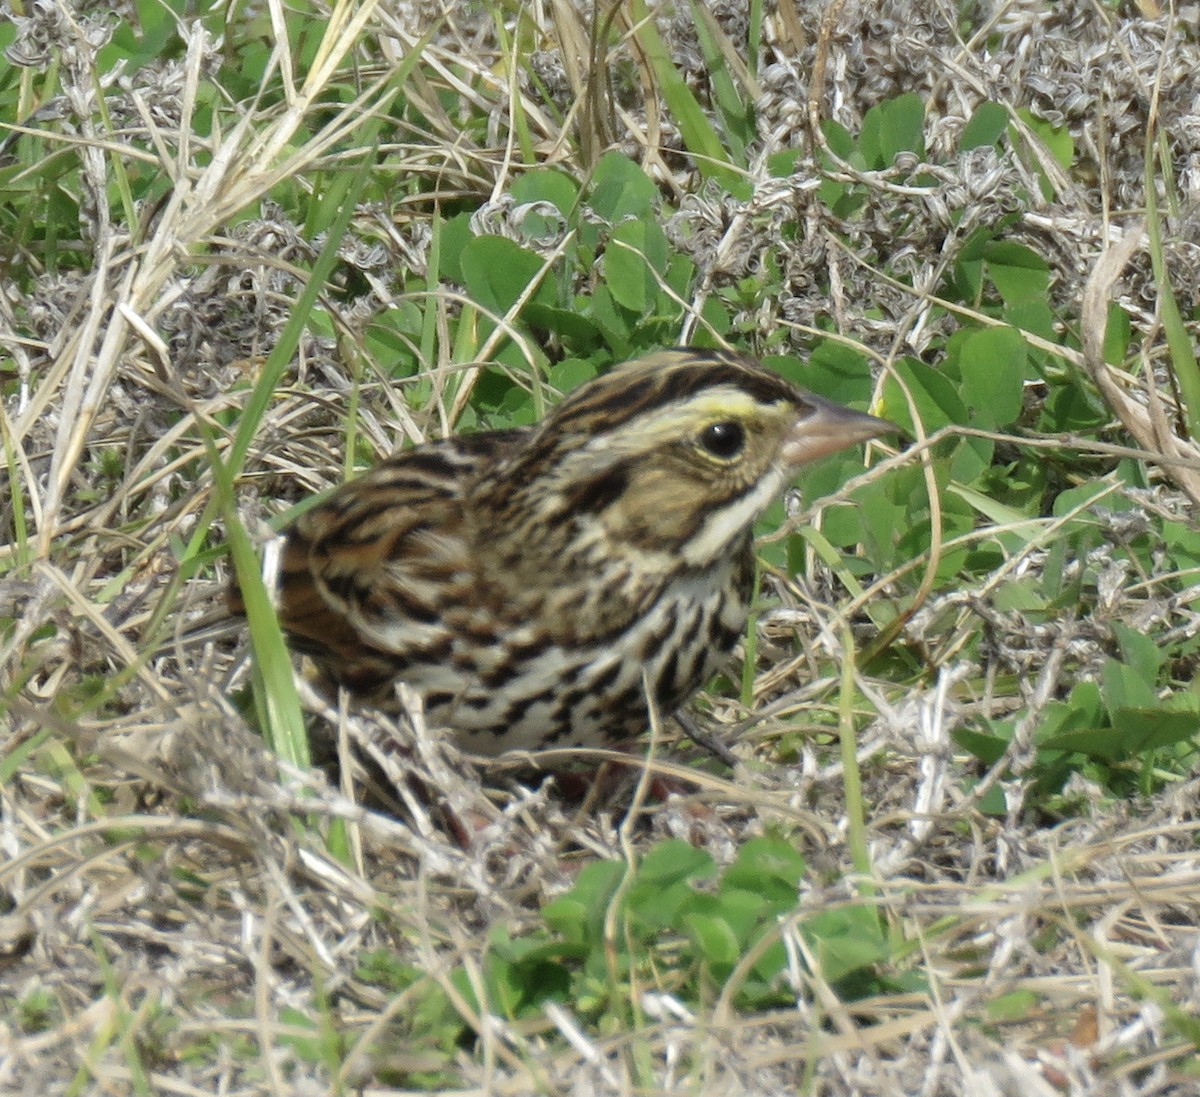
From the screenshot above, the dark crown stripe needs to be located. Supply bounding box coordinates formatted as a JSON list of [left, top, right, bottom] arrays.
[[555, 374, 662, 428], [552, 358, 798, 436]]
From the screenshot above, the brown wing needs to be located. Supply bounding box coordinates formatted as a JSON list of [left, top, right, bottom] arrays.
[[240, 430, 528, 695]]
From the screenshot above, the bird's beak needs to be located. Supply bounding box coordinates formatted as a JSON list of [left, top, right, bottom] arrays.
[[781, 394, 895, 465]]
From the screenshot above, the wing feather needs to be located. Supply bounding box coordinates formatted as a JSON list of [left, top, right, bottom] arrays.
[[263, 430, 527, 692]]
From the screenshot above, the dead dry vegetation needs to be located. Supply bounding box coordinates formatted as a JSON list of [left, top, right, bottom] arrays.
[[5, 1, 1200, 1094]]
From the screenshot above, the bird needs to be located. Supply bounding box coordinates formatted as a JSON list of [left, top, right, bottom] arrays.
[[255, 347, 891, 757]]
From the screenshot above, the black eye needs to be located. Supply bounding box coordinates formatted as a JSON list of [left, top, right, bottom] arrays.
[[698, 420, 745, 460]]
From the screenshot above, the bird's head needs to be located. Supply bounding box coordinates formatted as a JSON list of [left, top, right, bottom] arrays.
[[476, 348, 893, 568]]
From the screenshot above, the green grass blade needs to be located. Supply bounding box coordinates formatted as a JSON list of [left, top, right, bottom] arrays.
[[628, 0, 744, 191], [201, 143, 379, 765], [1145, 186, 1200, 437], [687, 0, 754, 161]]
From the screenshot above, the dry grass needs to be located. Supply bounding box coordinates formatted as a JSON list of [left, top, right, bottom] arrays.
[[5, 1, 1200, 1094]]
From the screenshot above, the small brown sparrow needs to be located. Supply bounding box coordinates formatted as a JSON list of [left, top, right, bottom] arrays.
[[239, 348, 890, 755]]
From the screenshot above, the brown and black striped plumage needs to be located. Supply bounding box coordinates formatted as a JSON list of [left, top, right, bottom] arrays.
[[270, 348, 890, 755]]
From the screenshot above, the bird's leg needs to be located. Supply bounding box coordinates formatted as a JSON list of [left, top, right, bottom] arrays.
[[673, 710, 738, 767]]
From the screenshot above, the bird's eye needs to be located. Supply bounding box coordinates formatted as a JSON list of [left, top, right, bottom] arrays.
[[697, 420, 746, 461]]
